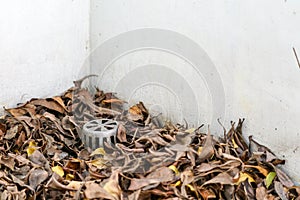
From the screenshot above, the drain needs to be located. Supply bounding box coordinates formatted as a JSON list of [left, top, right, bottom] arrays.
[[81, 119, 118, 150]]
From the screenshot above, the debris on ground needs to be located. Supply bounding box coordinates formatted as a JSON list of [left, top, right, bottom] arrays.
[[0, 77, 299, 200]]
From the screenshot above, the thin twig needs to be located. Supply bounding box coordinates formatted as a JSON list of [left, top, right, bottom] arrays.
[[130, 128, 139, 144], [292, 47, 300, 69], [217, 118, 227, 142]]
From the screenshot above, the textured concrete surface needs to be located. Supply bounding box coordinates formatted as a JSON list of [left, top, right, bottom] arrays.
[[90, 0, 300, 182]]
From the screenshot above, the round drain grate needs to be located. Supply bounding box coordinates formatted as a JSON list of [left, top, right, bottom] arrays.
[[81, 119, 118, 150]]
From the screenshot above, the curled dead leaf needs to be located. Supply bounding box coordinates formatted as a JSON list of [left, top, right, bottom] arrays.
[[85, 181, 115, 199]]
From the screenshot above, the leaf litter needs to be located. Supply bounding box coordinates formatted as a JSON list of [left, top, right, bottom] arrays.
[[0, 76, 299, 200]]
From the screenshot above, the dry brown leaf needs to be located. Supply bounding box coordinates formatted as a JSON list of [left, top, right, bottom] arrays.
[[66, 181, 83, 190], [4, 125, 20, 140], [199, 188, 216, 200], [15, 131, 26, 147], [86, 158, 108, 170], [202, 172, 234, 186], [196, 160, 240, 173], [256, 186, 268, 200], [128, 189, 141, 200], [84, 182, 115, 200], [147, 166, 175, 182], [0, 155, 15, 170], [102, 99, 126, 104], [273, 166, 294, 188], [52, 96, 68, 111], [117, 123, 127, 143], [128, 178, 161, 191], [28, 150, 50, 170], [29, 168, 48, 190], [0, 123, 5, 138], [103, 170, 122, 200], [11, 154, 30, 166], [30, 99, 65, 114], [244, 165, 268, 177], [5, 107, 27, 117], [198, 134, 214, 162], [128, 102, 148, 122], [274, 181, 288, 200], [46, 174, 79, 191]]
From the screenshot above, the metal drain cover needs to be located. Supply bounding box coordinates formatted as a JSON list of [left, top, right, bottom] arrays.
[[81, 119, 118, 150]]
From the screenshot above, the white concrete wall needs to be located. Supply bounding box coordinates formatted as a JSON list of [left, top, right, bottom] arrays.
[[90, 0, 300, 182], [0, 0, 90, 111], [0, 0, 299, 182]]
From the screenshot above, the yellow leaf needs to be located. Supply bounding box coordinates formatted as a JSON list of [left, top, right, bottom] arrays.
[[235, 172, 255, 185], [71, 158, 82, 162], [88, 158, 107, 170], [185, 128, 195, 134], [171, 180, 181, 187], [29, 141, 37, 147], [197, 147, 203, 154], [244, 165, 269, 177], [186, 184, 195, 191], [66, 174, 74, 181], [27, 140, 37, 156], [27, 147, 36, 156], [90, 148, 106, 156], [52, 166, 64, 177], [168, 165, 179, 176], [232, 138, 239, 149]]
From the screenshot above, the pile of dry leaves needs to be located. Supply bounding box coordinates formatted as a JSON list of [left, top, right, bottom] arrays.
[[0, 76, 299, 200]]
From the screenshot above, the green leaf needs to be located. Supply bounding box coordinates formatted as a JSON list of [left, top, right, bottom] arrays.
[[266, 171, 276, 188]]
